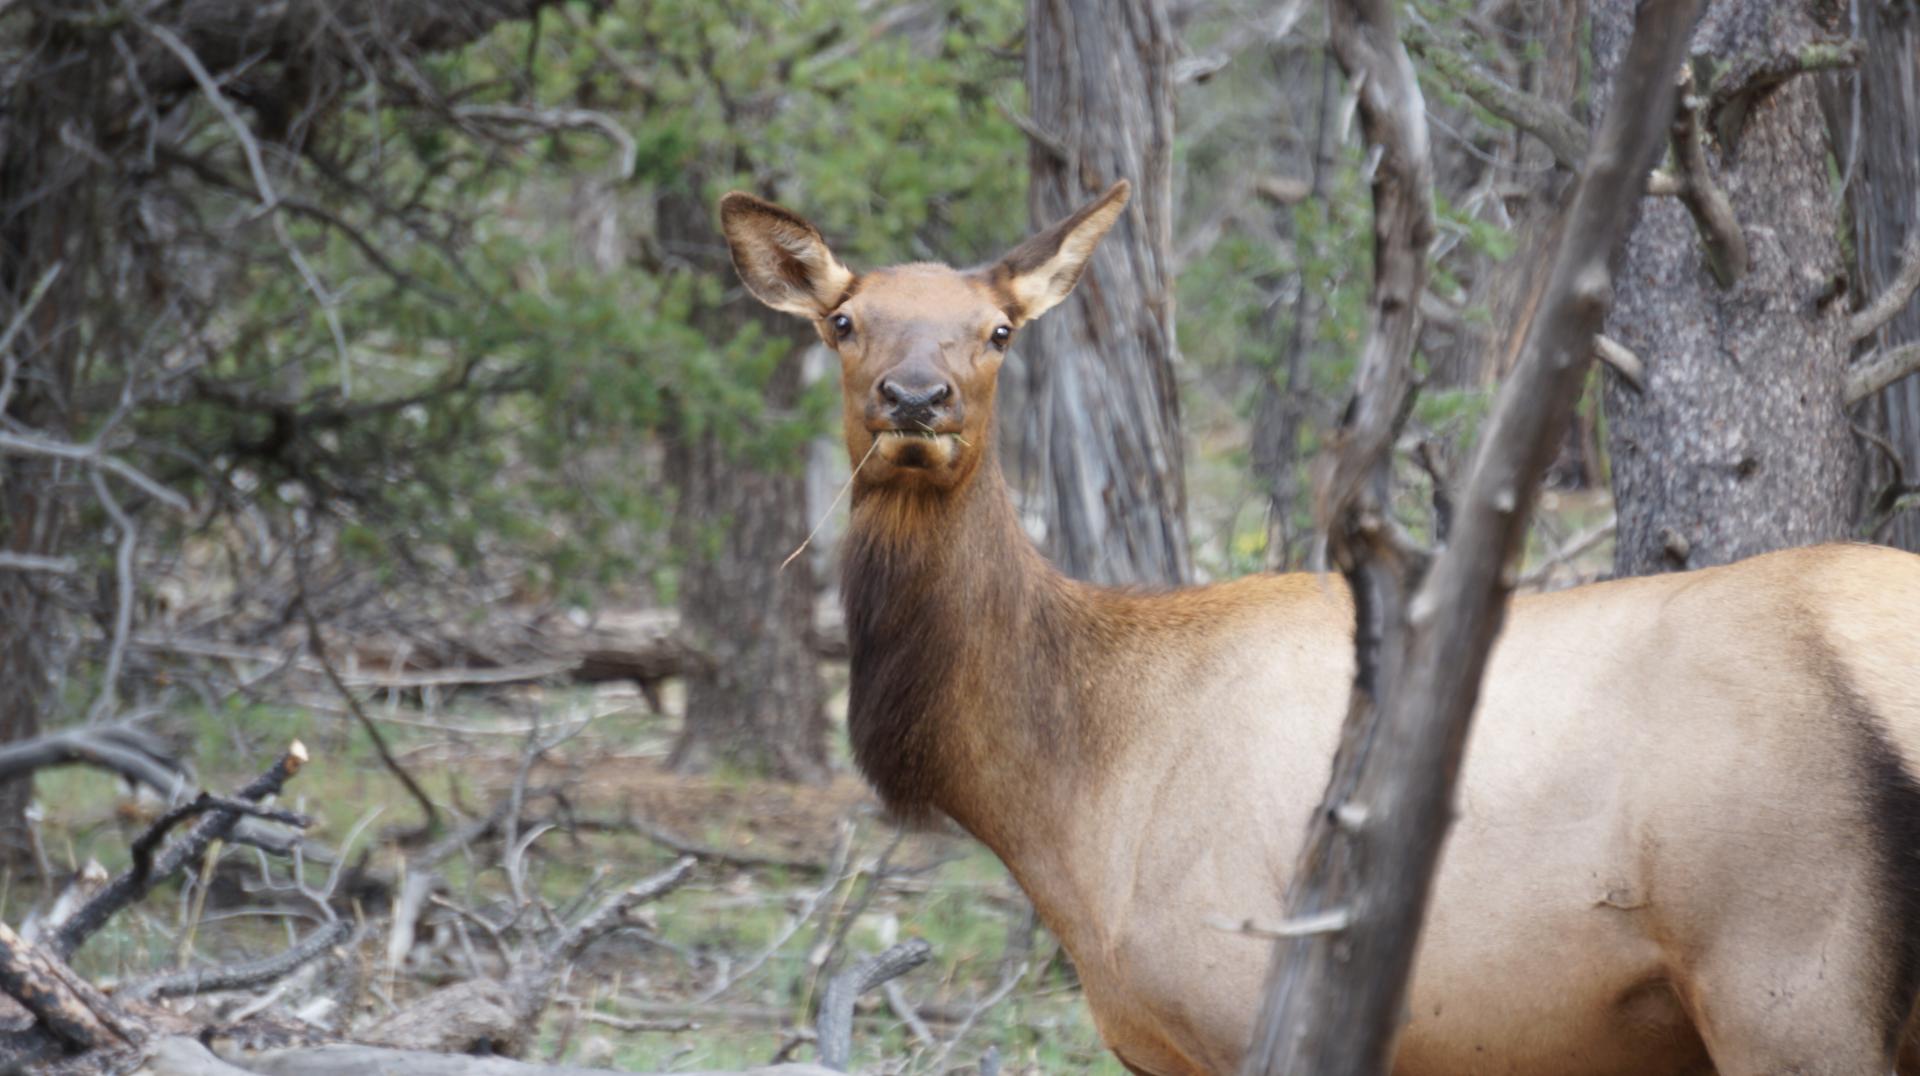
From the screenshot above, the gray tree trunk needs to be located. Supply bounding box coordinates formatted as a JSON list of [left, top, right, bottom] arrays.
[[1019, 0, 1190, 586], [654, 191, 826, 784], [662, 359, 830, 783], [1598, 0, 1856, 576], [0, 43, 99, 869], [1848, 0, 1920, 550]]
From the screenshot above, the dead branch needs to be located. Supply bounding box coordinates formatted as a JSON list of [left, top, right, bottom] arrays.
[[547, 857, 697, 968], [1668, 69, 1746, 288], [1239, 1, 1704, 1073], [1402, 17, 1584, 174], [814, 939, 932, 1071], [1593, 333, 1646, 392], [132, 795, 310, 888], [1849, 236, 1920, 343], [0, 721, 188, 794], [0, 921, 144, 1054], [1847, 342, 1920, 405], [1704, 37, 1862, 152], [211, 1041, 841, 1076], [52, 742, 309, 961], [119, 919, 352, 1003], [1518, 514, 1618, 590], [294, 568, 440, 839]]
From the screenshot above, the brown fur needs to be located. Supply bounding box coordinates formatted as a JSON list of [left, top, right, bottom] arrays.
[[720, 186, 1920, 1075]]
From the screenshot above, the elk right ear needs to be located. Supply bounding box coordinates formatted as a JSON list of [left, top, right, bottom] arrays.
[[988, 179, 1131, 325], [718, 192, 855, 318]]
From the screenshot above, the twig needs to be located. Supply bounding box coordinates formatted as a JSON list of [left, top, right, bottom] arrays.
[[815, 939, 932, 1071], [141, 18, 356, 393], [696, 823, 856, 1003], [0, 551, 78, 574], [119, 918, 351, 1001], [0, 430, 189, 512], [84, 470, 138, 725], [453, 104, 637, 182], [578, 1011, 697, 1033], [550, 856, 697, 966], [884, 980, 935, 1047], [1207, 909, 1352, 939], [783, 437, 879, 572], [1519, 514, 1617, 589], [924, 959, 1027, 1075], [294, 563, 440, 840], [52, 742, 309, 960]]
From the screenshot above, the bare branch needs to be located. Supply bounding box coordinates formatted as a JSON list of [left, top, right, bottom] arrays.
[[453, 105, 637, 181], [1705, 38, 1863, 151], [1594, 333, 1646, 392], [129, 792, 310, 888], [0, 551, 78, 574], [549, 856, 697, 967], [52, 742, 309, 960], [1668, 70, 1747, 288], [119, 918, 350, 1002], [814, 939, 932, 1070], [294, 559, 441, 839], [1240, 1, 1704, 1071], [1847, 342, 1920, 405], [0, 430, 190, 512], [0, 720, 189, 796], [1849, 236, 1920, 343], [1403, 18, 1585, 174]]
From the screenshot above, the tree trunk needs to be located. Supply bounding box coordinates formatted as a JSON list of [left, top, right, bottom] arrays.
[[662, 353, 828, 783], [1599, 0, 1856, 576], [0, 30, 100, 869], [1019, 0, 1189, 586], [1848, 0, 1920, 550]]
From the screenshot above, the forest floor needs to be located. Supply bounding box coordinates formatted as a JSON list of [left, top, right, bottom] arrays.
[[16, 675, 1120, 1074]]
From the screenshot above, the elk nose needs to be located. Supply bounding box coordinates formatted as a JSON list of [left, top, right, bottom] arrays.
[[879, 379, 951, 409]]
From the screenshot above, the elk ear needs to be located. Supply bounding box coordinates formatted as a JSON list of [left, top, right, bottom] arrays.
[[718, 192, 855, 317], [989, 180, 1131, 324]]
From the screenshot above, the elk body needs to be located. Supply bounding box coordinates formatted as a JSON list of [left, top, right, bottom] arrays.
[[719, 182, 1920, 1076]]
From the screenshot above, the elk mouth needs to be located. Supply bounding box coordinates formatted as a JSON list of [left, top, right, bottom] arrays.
[[871, 428, 965, 470]]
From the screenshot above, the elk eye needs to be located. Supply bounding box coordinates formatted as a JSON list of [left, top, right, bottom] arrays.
[[990, 325, 1012, 350], [829, 313, 854, 340]]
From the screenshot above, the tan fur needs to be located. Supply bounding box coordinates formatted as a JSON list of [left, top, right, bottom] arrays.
[[721, 188, 1920, 1075]]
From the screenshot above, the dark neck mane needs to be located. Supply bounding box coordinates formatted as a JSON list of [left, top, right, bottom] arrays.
[[840, 455, 1085, 843]]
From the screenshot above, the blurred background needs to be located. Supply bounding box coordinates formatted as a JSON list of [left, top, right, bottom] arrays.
[[1, 0, 1913, 1071]]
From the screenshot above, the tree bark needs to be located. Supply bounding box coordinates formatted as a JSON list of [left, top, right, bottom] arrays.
[[663, 368, 830, 783], [0, 23, 104, 869], [1599, 0, 1856, 575], [1019, 0, 1190, 586], [1848, 0, 1920, 550]]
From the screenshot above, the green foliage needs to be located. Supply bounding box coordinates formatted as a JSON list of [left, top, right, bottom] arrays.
[[131, 0, 1025, 606]]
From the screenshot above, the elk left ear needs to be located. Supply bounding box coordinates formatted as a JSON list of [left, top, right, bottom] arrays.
[[718, 192, 855, 317], [989, 179, 1131, 325]]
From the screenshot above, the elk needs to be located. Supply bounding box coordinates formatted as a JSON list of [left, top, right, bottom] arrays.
[[718, 181, 1920, 1076]]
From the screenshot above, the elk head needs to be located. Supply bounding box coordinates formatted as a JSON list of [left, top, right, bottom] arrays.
[[718, 181, 1131, 495]]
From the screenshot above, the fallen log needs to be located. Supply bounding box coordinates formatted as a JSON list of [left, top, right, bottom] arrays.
[[139, 1038, 842, 1076]]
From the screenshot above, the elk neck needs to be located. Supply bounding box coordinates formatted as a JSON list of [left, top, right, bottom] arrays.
[[840, 438, 1113, 858]]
